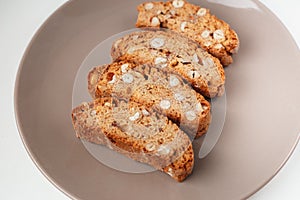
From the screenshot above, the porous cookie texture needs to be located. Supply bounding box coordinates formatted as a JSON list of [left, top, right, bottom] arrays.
[[71, 97, 194, 182], [88, 59, 211, 138], [136, 0, 239, 66], [111, 29, 225, 98]]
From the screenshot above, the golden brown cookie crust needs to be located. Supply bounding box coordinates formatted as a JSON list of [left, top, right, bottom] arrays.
[[72, 98, 194, 181], [111, 30, 225, 98], [136, 0, 239, 66], [88, 59, 211, 138]]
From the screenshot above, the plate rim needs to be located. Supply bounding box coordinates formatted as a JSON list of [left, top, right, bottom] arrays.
[[14, 2, 77, 199]]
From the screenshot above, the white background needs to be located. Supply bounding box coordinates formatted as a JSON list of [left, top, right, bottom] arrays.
[[0, 0, 299, 199]]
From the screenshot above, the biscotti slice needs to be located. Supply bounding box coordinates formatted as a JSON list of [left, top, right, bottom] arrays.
[[111, 29, 225, 98], [136, 0, 239, 66], [72, 97, 194, 182], [88, 60, 211, 138]]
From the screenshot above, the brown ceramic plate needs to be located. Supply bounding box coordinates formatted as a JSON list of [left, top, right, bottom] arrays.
[[15, 0, 300, 199]]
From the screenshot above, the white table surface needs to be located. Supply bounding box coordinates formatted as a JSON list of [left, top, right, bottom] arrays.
[[0, 0, 299, 199]]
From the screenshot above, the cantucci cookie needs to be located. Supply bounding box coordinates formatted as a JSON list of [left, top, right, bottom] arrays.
[[72, 97, 194, 182], [111, 29, 225, 98], [88, 59, 211, 138], [136, 0, 239, 66]]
